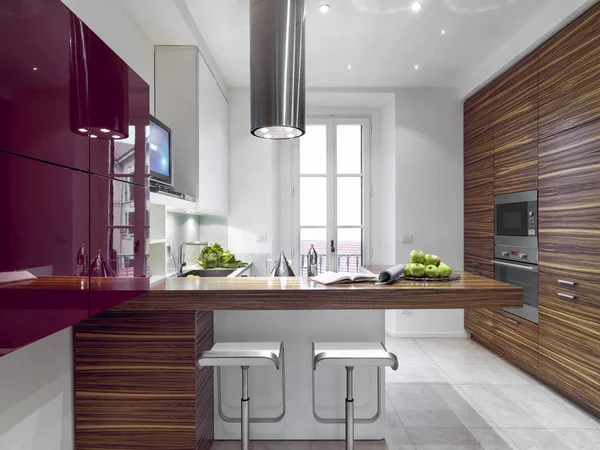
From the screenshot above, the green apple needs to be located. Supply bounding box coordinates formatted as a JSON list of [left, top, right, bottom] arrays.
[[410, 263, 426, 277], [425, 254, 439, 266], [404, 264, 412, 276], [438, 263, 452, 277], [410, 249, 426, 264], [425, 265, 439, 278]]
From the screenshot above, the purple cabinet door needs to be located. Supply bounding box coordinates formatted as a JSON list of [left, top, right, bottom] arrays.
[[0, 0, 89, 171], [0, 151, 89, 356], [89, 174, 149, 315], [88, 32, 150, 187]]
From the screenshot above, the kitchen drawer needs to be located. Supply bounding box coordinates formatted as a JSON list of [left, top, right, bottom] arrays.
[[538, 347, 600, 417], [466, 320, 495, 351], [495, 310, 539, 344], [495, 330, 538, 376], [466, 308, 495, 331], [539, 262, 600, 319], [539, 306, 599, 374]]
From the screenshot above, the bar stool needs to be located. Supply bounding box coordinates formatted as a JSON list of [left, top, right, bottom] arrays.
[[312, 342, 399, 450], [197, 342, 286, 450]]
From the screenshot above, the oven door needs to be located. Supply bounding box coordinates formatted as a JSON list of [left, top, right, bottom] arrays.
[[493, 259, 539, 324]]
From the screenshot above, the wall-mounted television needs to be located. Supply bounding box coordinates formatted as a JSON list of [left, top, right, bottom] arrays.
[[148, 115, 172, 185]]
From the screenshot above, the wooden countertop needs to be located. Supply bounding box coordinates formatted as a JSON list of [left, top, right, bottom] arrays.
[[113, 270, 522, 311]]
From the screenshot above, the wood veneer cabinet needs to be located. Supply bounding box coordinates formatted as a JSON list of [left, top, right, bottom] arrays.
[[464, 1, 600, 417]]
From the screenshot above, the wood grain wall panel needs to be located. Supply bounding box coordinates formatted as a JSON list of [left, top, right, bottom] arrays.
[[495, 309, 539, 344], [464, 156, 494, 198], [465, 136, 494, 168], [464, 236, 494, 275], [538, 347, 600, 417], [494, 140, 538, 195], [464, 201, 494, 237], [539, 306, 599, 374], [74, 311, 214, 450], [464, 84, 497, 145], [538, 2, 600, 139], [495, 309, 539, 377], [196, 311, 214, 450], [465, 318, 495, 350]]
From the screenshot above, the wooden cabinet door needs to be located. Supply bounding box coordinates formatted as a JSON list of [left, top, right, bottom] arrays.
[[538, 3, 600, 139], [493, 51, 539, 195], [464, 83, 497, 146]]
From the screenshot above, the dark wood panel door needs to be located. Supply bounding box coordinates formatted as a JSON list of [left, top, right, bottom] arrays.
[[493, 51, 539, 194], [464, 83, 497, 145], [538, 3, 600, 139]]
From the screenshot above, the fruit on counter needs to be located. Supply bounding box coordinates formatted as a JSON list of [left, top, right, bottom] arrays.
[[186, 274, 200, 278], [425, 254, 441, 267], [410, 249, 426, 264], [198, 243, 247, 269], [425, 265, 439, 278], [438, 263, 452, 277], [404, 264, 412, 276], [409, 263, 426, 277]]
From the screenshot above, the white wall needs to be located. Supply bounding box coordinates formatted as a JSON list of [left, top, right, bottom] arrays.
[[227, 88, 280, 275], [0, 329, 73, 450], [392, 87, 466, 337], [61, 0, 155, 111]]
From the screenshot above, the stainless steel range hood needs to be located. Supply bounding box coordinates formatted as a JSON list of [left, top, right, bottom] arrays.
[[250, 0, 306, 140]]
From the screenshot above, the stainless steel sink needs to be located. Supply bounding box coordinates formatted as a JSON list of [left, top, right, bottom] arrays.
[[179, 268, 236, 278]]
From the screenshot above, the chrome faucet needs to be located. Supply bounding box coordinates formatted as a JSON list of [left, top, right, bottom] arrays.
[[178, 241, 208, 276]]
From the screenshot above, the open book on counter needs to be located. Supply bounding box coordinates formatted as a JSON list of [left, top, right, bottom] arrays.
[[310, 264, 405, 285]]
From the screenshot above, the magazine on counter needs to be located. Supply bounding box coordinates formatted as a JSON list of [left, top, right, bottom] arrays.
[[310, 264, 405, 285]]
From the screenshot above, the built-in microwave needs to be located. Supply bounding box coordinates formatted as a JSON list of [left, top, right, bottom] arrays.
[[494, 190, 538, 250]]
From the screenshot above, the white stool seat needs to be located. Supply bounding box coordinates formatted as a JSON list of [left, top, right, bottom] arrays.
[[313, 342, 399, 369], [198, 342, 283, 368]]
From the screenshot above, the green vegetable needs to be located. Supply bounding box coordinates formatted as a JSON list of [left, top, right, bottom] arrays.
[[198, 243, 247, 269]]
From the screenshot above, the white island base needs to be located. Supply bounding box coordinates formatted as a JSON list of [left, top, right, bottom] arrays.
[[213, 310, 386, 440]]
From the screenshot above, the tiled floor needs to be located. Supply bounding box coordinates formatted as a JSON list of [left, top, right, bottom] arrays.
[[212, 337, 600, 450]]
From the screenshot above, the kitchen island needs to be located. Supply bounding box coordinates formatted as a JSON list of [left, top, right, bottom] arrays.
[[72, 271, 522, 450]]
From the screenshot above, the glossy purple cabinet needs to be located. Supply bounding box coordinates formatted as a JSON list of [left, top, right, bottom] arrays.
[[89, 175, 149, 315], [0, 0, 150, 356], [0, 1, 89, 171], [0, 151, 89, 355]]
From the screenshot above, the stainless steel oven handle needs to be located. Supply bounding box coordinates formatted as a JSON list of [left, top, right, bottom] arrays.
[[492, 260, 538, 271], [558, 279, 576, 286], [558, 292, 576, 300]]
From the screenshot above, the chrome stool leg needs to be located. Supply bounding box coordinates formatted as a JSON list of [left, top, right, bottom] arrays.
[[241, 366, 250, 450], [345, 366, 355, 450]]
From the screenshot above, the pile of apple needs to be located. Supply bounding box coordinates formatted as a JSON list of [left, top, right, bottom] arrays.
[[404, 250, 453, 278]]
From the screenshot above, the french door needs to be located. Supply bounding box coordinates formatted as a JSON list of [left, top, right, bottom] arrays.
[[293, 117, 370, 274]]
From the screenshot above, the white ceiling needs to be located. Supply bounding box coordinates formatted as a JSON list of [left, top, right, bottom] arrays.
[[121, 0, 597, 93]]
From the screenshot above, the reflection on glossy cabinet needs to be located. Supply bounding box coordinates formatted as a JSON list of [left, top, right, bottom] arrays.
[[0, 151, 89, 355], [0, 1, 89, 170], [89, 175, 149, 315], [89, 33, 150, 186]]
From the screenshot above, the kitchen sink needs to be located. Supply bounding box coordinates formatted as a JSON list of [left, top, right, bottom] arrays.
[[179, 268, 236, 278]]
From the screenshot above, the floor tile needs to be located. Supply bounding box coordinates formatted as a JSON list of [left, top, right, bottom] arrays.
[[435, 357, 533, 386], [398, 409, 464, 428], [385, 338, 421, 350], [415, 339, 491, 359], [385, 427, 413, 445], [406, 427, 480, 446], [453, 410, 495, 429], [386, 366, 454, 384], [549, 429, 600, 450], [469, 428, 519, 450], [253, 442, 312, 450], [458, 385, 544, 429], [386, 385, 450, 411], [495, 385, 597, 429], [502, 429, 573, 450]]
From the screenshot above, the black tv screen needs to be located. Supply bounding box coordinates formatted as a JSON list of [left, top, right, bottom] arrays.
[[148, 115, 172, 185]]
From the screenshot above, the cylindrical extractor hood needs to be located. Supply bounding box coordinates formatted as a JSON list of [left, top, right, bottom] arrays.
[[250, 0, 306, 140]]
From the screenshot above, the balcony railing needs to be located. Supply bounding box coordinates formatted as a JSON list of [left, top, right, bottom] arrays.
[[299, 254, 362, 276]]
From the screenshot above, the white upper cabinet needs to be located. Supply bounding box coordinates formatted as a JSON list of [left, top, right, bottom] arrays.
[[155, 46, 229, 216], [197, 54, 229, 215]]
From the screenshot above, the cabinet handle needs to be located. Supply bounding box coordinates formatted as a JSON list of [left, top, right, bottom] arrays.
[[558, 292, 575, 300], [507, 318, 519, 325], [558, 279, 576, 286], [470, 271, 481, 275]]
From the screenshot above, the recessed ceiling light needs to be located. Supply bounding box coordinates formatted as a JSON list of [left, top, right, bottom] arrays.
[[260, 127, 270, 133], [414, 64, 420, 70], [319, 4, 330, 13], [100, 128, 110, 133], [347, 64, 352, 70], [78, 128, 88, 133], [411, 1, 422, 12], [441, 29, 446, 35], [32, 67, 38, 71], [112, 135, 120, 139], [90, 134, 98, 139]]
